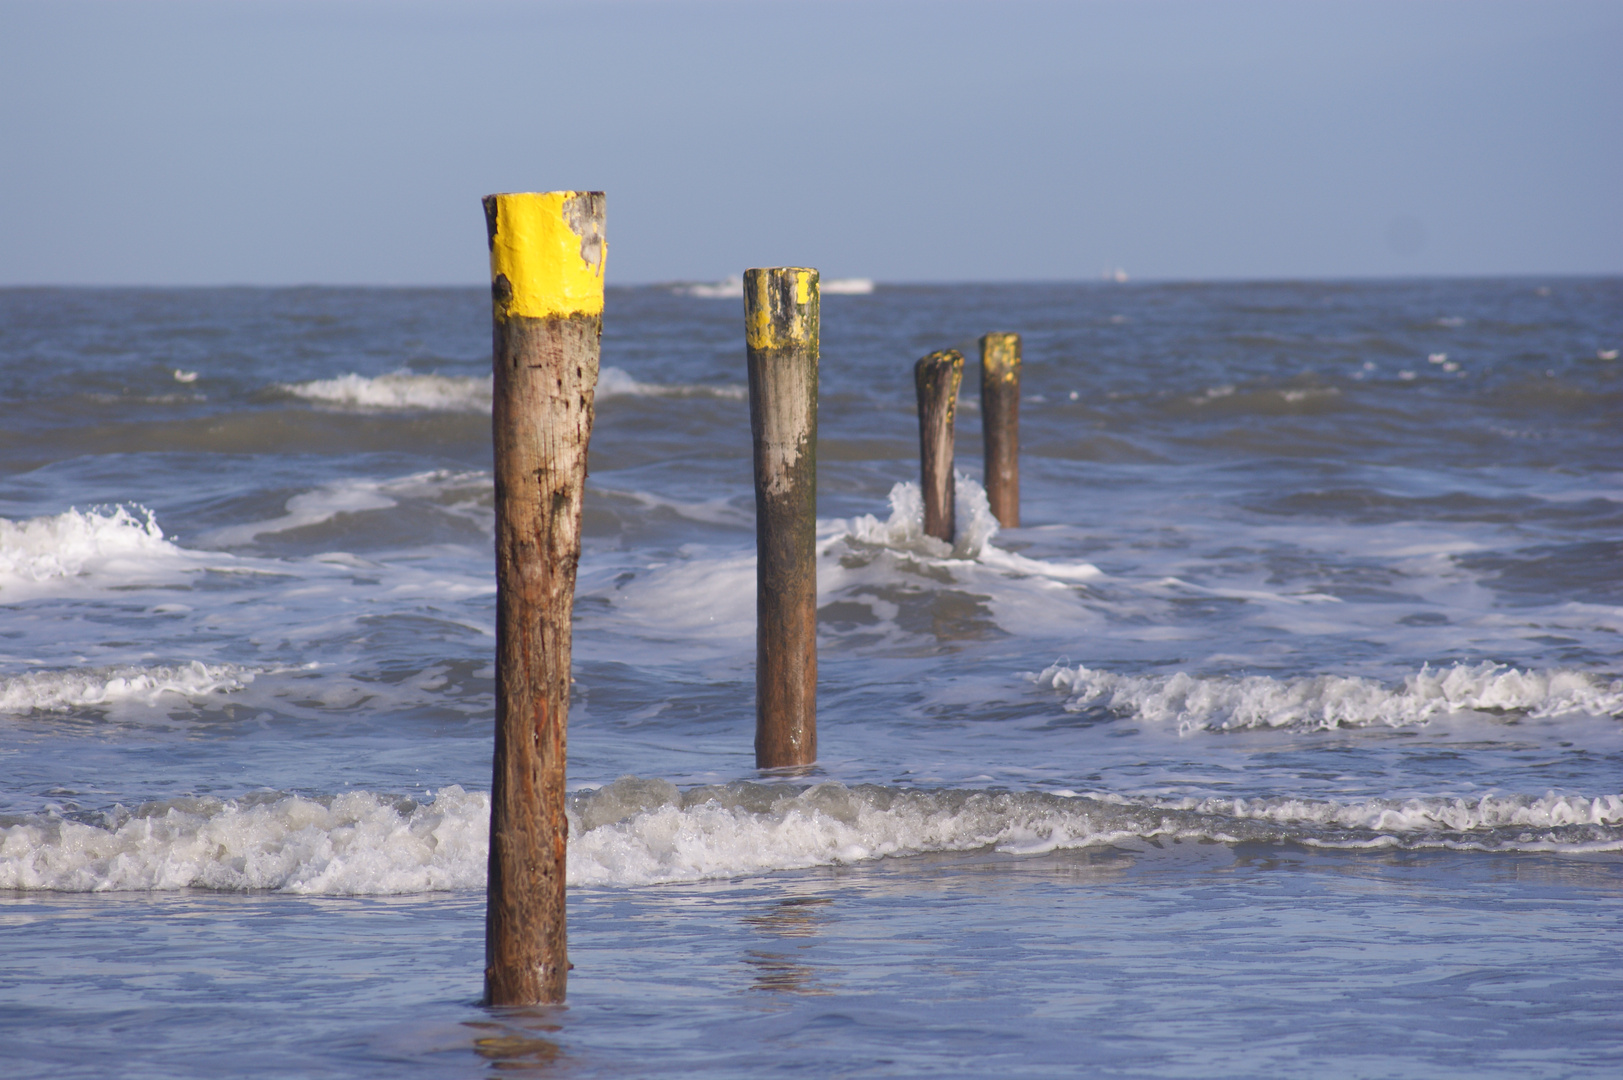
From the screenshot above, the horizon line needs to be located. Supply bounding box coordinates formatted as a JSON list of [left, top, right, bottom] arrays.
[[2, 271, 1618, 291]]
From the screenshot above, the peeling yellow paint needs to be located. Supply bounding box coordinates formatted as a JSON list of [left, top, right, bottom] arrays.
[[487, 191, 605, 319], [746, 268, 818, 351], [981, 332, 1021, 384]]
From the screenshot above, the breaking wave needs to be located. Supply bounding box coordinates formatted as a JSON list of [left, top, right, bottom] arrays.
[[1035, 661, 1623, 733], [278, 371, 491, 412], [676, 276, 873, 297], [277, 367, 744, 411], [823, 474, 1100, 580], [0, 506, 211, 598], [0, 662, 257, 714], [3, 779, 1617, 894]]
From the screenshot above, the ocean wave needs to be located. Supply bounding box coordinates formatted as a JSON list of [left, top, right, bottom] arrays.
[[675, 277, 874, 298], [198, 468, 490, 547], [1034, 661, 1623, 733], [0, 787, 488, 893], [277, 368, 744, 411], [4, 780, 1616, 894], [595, 367, 746, 401], [0, 506, 210, 598], [823, 474, 1100, 581], [0, 662, 257, 714], [279, 371, 491, 412]]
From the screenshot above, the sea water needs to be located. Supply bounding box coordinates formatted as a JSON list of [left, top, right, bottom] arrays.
[[1, 280, 1619, 1077]]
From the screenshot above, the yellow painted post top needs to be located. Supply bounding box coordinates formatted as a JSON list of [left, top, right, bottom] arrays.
[[981, 332, 1022, 382], [484, 191, 606, 319], [744, 268, 819, 351], [921, 349, 966, 383]]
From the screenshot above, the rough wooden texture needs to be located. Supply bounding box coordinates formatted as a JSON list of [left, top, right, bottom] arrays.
[[915, 349, 965, 544], [979, 332, 1021, 528], [745, 267, 819, 769], [483, 192, 603, 1007]]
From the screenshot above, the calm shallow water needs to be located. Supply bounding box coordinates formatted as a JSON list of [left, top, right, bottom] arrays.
[[1, 280, 1620, 1076]]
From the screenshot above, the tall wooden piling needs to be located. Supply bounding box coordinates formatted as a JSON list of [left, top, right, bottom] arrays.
[[483, 191, 605, 1006], [915, 349, 964, 545], [745, 267, 819, 769], [980, 332, 1021, 529]]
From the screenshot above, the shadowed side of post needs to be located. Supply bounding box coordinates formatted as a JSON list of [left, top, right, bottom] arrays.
[[483, 190, 605, 1006], [980, 332, 1021, 528], [915, 349, 964, 545], [745, 267, 819, 769]]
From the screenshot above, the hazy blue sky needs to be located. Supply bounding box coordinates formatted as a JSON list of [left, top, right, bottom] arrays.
[[2, 0, 1617, 285]]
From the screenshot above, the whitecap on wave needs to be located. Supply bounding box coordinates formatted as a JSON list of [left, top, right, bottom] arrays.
[[277, 368, 745, 411], [0, 661, 256, 714], [578, 476, 1102, 652], [5, 779, 1617, 894], [0, 506, 215, 598], [823, 474, 1099, 582], [0, 787, 487, 893], [1035, 661, 1623, 733], [278, 371, 492, 412], [675, 277, 874, 298]]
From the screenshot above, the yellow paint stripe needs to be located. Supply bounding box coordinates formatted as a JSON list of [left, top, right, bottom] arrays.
[[745, 267, 818, 350], [982, 332, 1021, 383], [487, 191, 606, 319]]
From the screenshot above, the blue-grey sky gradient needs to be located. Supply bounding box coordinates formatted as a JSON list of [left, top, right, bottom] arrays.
[[2, 0, 1618, 285]]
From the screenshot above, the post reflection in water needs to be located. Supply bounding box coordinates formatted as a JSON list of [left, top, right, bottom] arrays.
[[461, 1011, 564, 1073], [741, 896, 835, 996]]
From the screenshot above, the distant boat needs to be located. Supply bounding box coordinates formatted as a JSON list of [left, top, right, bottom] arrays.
[[676, 276, 874, 298]]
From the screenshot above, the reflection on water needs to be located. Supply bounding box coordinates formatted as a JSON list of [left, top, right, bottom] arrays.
[[742, 896, 835, 995], [463, 1013, 563, 1073]]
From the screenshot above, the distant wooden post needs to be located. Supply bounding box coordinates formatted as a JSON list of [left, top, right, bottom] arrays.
[[915, 349, 964, 545], [980, 332, 1021, 528], [745, 267, 819, 769], [483, 190, 605, 1007]]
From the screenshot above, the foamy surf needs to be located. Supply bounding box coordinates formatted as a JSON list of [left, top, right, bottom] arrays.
[[824, 474, 1099, 583], [1036, 661, 1623, 733], [0, 662, 257, 714], [4, 779, 1618, 894], [0, 506, 218, 598], [0, 787, 489, 894], [578, 475, 1103, 653], [675, 277, 874, 298], [277, 367, 744, 411], [277, 371, 492, 412]]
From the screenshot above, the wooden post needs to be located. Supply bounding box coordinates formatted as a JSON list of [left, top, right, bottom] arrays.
[[482, 190, 605, 1006], [980, 332, 1021, 528], [745, 267, 819, 769], [915, 349, 964, 545]]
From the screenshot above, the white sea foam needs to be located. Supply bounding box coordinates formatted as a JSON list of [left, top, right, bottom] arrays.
[[4, 780, 1616, 893], [677, 276, 872, 298], [0, 662, 256, 714], [822, 278, 875, 295], [279, 368, 744, 410], [833, 474, 1000, 560], [0, 787, 488, 893], [595, 367, 746, 400], [0, 506, 213, 598], [1034, 661, 1623, 734], [677, 276, 744, 298], [825, 475, 1099, 581], [280, 371, 492, 412]]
